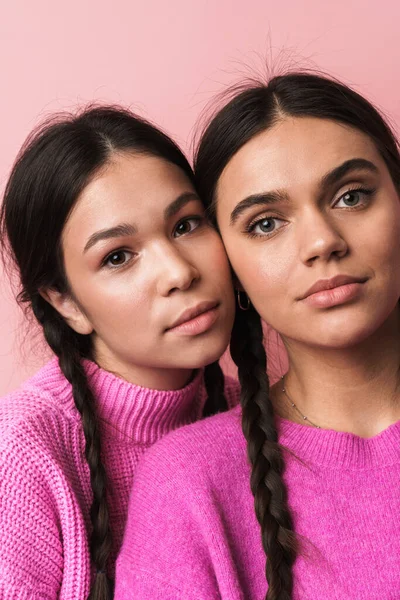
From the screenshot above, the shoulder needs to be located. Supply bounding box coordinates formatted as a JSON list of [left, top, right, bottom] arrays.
[[134, 404, 246, 491], [0, 359, 79, 467], [0, 358, 75, 430], [0, 364, 71, 598], [0, 362, 83, 535], [151, 403, 243, 460], [118, 404, 249, 597]]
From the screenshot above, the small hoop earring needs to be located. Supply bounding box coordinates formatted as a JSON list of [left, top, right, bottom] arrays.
[[237, 289, 250, 311]]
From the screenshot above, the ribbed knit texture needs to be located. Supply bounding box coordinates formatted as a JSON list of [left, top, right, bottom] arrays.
[[0, 357, 239, 600], [115, 404, 400, 600]]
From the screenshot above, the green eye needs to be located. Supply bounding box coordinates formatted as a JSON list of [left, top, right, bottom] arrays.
[[334, 188, 375, 209], [256, 218, 275, 233], [246, 216, 285, 238], [341, 191, 360, 206]]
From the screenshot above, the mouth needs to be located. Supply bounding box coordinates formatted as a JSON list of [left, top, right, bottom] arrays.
[[165, 301, 220, 334], [299, 275, 368, 301]]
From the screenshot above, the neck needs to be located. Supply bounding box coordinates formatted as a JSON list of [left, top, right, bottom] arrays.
[[276, 306, 400, 437], [93, 349, 195, 391]]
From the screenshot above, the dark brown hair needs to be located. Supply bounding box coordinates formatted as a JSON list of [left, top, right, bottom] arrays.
[[194, 72, 400, 599], [0, 105, 227, 599]]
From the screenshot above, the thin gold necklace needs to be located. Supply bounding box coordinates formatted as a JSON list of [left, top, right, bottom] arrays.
[[281, 376, 321, 429]]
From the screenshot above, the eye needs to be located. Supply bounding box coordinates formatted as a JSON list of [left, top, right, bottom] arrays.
[[334, 188, 374, 209], [173, 217, 202, 238], [247, 216, 285, 238], [103, 250, 132, 268]]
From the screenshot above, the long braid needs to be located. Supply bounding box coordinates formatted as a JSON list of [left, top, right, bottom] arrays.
[[1, 102, 227, 600], [202, 360, 227, 416], [32, 296, 113, 599], [230, 305, 296, 600]]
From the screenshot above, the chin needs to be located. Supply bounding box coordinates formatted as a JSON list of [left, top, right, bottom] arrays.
[[180, 340, 230, 370], [312, 332, 374, 350], [301, 318, 393, 349]]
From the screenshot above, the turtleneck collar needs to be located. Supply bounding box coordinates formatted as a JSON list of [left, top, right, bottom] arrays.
[[27, 358, 206, 445]]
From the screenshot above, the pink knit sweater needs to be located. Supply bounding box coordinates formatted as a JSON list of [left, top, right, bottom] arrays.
[[115, 404, 400, 599], [0, 357, 239, 599]]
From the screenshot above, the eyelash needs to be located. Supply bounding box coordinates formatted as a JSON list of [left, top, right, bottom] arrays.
[[102, 249, 133, 269], [173, 215, 203, 238], [332, 186, 376, 209], [245, 186, 376, 239], [101, 216, 204, 269], [245, 219, 282, 239]]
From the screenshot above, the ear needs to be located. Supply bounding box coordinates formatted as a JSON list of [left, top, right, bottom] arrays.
[[40, 289, 94, 335]]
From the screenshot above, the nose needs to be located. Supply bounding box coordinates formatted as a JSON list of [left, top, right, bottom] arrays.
[[154, 242, 200, 296], [298, 210, 348, 266]]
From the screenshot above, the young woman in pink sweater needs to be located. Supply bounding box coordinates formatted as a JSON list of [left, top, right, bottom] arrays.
[[0, 106, 239, 599], [115, 73, 400, 599]]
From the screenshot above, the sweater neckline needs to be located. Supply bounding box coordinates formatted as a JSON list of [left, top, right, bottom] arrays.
[[276, 414, 400, 468], [28, 358, 205, 445]]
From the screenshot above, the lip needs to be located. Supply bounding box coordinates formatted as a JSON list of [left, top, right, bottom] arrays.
[[166, 300, 219, 332], [299, 275, 368, 301]]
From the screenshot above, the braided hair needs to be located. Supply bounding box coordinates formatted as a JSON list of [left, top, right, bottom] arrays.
[[230, 305, 296, 599], [33, 295, 113, 596], [194, 72, 400, 599], [1, 105, 227, 599]]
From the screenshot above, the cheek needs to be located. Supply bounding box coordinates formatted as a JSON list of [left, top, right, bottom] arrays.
[[352, 206, 400, 268], [198, 230, 231, 277], [223, 236, 291, 300], [73, 272, 150, 334]]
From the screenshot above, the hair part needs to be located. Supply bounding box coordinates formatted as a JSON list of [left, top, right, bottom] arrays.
[[194, 71, 400, 599], [1, 104, 227, 599], [195, 72, 400, 226]]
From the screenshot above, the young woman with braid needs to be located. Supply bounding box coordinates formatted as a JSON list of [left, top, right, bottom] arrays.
[[0, 105, 239, 600], [115, 73, 400, 600]]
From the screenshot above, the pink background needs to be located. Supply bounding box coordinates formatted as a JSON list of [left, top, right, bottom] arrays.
[[1, 0, 400, 394]]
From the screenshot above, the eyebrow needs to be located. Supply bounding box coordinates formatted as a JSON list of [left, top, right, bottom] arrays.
[[229, 157, 379, 226], [320, 158, 378, 189], [83, 191, 201, 253], [163, 191, 200, 220], [230, 190, 289, 225], [84, 223, 137, 253]]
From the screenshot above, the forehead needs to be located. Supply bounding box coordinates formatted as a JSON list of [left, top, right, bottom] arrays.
[[75, 152, 192, 218], [217, 117, 384, 203], [63, 152, 194, 240]]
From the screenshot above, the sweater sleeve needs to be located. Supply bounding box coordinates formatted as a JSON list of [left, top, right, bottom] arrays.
[[114, 439, 223, 600], [0, 421, 64, 599]]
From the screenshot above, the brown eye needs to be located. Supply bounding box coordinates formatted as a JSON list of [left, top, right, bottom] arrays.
[[173, 217, 201, 238], [105, 250, 130, 267]]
